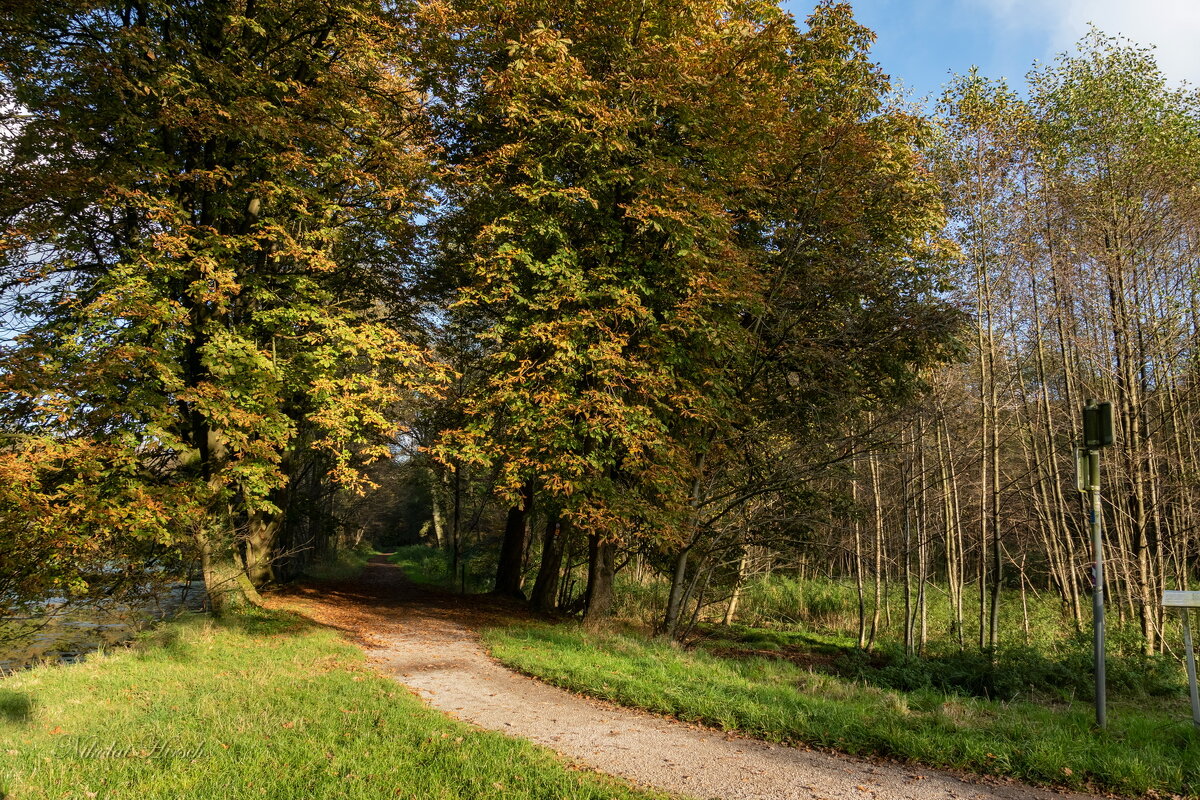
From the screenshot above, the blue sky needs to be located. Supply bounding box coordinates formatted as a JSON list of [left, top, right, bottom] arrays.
[[780, 0, 1200, 103]]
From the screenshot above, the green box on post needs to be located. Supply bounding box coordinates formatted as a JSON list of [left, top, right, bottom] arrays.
[[1083, 401, 1113, 449]]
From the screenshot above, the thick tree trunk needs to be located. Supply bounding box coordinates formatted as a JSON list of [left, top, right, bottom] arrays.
[[201, 532, 262, 615], [189, 418, 260, 613], [530, 513, 565, 612], [493, 481, 533, 598], [582, 532, 616, 627], [243, 510, 279, 588]]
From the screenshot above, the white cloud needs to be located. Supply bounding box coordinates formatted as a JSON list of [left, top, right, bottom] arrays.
[[972, 0, 1200, 85]]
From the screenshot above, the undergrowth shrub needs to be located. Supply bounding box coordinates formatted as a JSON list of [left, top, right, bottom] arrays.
[[389, 545, 452, 584], [302, 544, 375, 581], [835, 633, 1183, 701], [389, 544, 494, 592]]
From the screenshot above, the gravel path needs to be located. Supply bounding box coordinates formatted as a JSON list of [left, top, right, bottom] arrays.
[[272, 556, 1110, 800]]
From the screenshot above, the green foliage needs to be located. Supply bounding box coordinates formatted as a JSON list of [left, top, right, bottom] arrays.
[[740, 575, 859, 630], [389, 545, 455, 586], [610, 574, 671, 623], [639, 568, 1188, 703], [718, 573, 1064, 649]]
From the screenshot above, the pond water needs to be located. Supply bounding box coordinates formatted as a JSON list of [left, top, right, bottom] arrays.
[[0, 581, 207, 673]]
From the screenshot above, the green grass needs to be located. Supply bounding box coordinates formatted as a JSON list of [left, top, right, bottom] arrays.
[[0, 608, 667, 800], [484, 622, 1200, 798]]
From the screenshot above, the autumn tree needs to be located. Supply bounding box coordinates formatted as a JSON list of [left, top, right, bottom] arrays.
[[422, 0, 794, 615], [0, 0, 436, 612], [420, 0, 958, 629], [652, 3, 961, 638]]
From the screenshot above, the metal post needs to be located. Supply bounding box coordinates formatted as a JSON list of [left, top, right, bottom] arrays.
[[1182, 609, 1200, 729], [1089, 449, 1106, 730]]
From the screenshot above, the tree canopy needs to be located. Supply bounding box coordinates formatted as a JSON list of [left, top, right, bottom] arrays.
[[0, 0, 439, 612], [0, 0, 958, 627]]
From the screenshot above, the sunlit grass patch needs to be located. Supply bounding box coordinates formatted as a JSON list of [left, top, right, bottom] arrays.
[[0, 608, 667, 800], [485, 622, 1200, 797]]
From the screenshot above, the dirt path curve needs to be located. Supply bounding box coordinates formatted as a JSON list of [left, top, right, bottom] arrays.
[[271, 556, 1108, 800]]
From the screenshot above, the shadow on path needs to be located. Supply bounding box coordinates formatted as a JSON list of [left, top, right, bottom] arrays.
[[271, 554, 532, 643]]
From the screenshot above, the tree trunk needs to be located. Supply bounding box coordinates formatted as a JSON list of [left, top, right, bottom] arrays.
[[916, 418, 929, 654], [868, 450, 884, 650], [852, 474, 866, 648], [582, 532, 616, 627], [493, 481, 533, 598], [903, 489, 914, 657], [682, 558, 715, 637], [429, 468, 446, 549], [530, 513, 565, 612], [450, 463, 462, 584], [243, 510, 279, 588], [662, 547, 690, 637], [201, 530, 262, 615], [724, 549, 749, 626]]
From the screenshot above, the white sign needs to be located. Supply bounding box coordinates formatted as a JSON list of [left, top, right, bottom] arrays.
[[1163, 591, 1200, 608], [1163, 591, 1200, 729]]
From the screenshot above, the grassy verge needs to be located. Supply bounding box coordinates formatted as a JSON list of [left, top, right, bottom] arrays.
[[484, 623, 1200, 798], [0, 608, 666, 800]]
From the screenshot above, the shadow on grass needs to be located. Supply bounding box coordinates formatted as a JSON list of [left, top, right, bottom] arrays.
[[125, 608, 316, 666], [0, 689, 32, 723], [207, 607, 313, 637]]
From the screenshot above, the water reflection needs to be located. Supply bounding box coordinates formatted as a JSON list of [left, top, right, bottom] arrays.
[[0, 581, 206, 673]]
